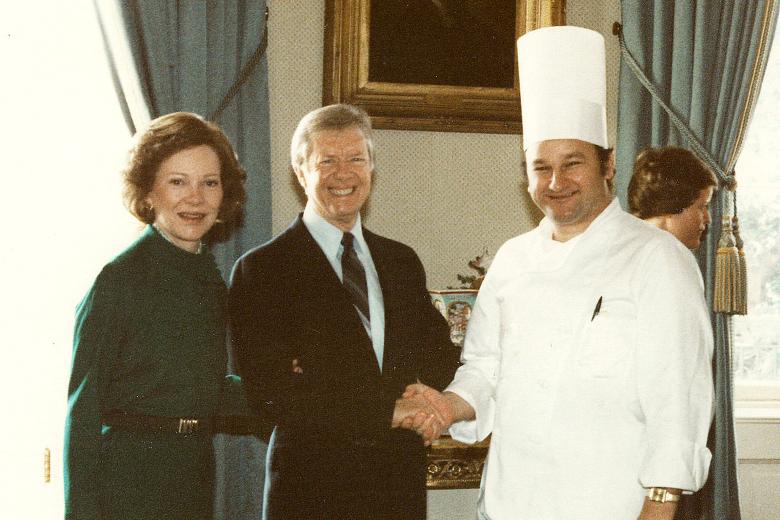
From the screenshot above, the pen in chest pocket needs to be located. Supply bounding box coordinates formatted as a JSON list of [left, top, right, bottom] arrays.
[[590, 296, 603, 321]]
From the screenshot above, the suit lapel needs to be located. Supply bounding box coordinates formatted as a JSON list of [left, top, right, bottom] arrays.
[[289, 216, 380, 373], [287, 216, 344, 292]]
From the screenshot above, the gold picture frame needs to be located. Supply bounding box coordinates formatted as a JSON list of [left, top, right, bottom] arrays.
[[323, 0, 566, 134]]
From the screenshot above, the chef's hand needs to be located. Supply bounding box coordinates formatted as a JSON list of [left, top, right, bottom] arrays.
[[391, 393, 443, 446], [401, 383, 455, 433], [401, 383, 476, 433]]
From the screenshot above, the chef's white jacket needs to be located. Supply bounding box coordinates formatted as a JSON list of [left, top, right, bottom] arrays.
[[447, 199, 714, 520]]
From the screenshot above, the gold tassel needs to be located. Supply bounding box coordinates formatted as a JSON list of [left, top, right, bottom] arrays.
[[732, 215, 748, 315], [714, 215, 741, 314]]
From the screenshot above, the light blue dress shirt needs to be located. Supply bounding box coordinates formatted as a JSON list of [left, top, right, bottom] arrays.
[[302, 206, 386, 371]]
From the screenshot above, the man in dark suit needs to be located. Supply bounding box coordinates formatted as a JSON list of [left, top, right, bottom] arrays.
[[228, 104, 460, 520]]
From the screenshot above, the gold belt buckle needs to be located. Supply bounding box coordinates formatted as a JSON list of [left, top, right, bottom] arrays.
[[177, 418, 198, 434]]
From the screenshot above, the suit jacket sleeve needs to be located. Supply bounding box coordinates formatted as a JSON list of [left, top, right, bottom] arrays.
[[399, 250, 460, 391]]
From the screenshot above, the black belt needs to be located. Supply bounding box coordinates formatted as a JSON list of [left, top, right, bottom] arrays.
[[102, 413, 269, 435]]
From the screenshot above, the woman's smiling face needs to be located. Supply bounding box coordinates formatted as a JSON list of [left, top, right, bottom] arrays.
[[145, 144, 223, 252]]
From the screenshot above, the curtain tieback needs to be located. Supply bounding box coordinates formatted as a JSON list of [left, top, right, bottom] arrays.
[[713, 188, 747, 315], [209, 6, 270, 122], [613, 22, 747, 315]]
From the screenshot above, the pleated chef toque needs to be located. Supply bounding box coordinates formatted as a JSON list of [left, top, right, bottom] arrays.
[[517, 26, 608, 150]]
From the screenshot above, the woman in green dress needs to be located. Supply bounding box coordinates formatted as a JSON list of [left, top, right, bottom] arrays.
[[64, 112, 247, 519]]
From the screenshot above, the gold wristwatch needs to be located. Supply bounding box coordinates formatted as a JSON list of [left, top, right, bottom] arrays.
[[646, 487, 681, 503]]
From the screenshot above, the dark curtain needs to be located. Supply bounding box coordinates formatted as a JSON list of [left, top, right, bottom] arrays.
[[616, 1, 779, 519], [93, 1, 272, 518]]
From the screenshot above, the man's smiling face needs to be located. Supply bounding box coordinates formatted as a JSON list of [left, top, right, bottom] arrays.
[[526, 139, 614, 241], [296, 126, 373, 231]]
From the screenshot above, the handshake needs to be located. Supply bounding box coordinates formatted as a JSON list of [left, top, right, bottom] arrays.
[[291, 360, 472, 445], [391, 383, 461, 446]]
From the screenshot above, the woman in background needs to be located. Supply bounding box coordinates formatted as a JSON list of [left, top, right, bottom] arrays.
[[64, 112, 246, 519], [628, 146, 718, 249]]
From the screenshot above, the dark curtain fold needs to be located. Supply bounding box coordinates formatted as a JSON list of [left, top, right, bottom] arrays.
[[93, 1, 271, 518], [616, 1, 779, 519]]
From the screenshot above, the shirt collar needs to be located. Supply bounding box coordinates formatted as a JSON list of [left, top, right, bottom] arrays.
[[302, 205, 367, 257]]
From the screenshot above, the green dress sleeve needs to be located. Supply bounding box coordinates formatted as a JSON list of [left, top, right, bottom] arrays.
[[64, 268, 120, 519]]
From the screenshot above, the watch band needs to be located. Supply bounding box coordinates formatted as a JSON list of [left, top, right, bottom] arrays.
[[646, 487, 681, 503]]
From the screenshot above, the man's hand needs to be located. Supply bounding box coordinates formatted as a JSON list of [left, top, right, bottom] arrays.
[[391, 392, 444, 445], [404, 383, 475, 425], [392, 382, 476, 444], [401, 383, 456, 429]]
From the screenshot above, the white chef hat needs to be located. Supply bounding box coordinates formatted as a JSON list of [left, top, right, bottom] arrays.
[[517, 26, 608, 150]]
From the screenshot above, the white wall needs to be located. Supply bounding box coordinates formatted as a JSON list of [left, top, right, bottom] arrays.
[[736, 416, 780, 520]]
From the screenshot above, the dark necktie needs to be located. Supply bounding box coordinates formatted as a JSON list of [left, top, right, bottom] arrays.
[[341, 232, 370, 324]]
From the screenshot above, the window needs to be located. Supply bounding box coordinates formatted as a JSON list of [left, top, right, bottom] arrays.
[[1, 1, 139, 516], [732, 33, 780, 409]]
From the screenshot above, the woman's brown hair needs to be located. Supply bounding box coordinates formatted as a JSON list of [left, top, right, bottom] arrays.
[[628, 146, 717, 219], [123, 112, 247, 241]]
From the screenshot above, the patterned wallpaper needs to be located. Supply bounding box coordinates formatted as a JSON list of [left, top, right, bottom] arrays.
[[267, 0, 621, 289]]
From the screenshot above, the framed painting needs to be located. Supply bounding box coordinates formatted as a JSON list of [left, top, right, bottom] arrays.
[[323, 0, 566, 134]]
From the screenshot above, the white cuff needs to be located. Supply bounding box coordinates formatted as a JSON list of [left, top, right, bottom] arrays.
[[445, 376, 494, 444], [639, 437, 712, 492]]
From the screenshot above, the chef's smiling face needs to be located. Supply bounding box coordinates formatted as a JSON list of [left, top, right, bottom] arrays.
[[526, 139, 614, 242], [296, 126, 373, 231], [145, 144, 224, 253]]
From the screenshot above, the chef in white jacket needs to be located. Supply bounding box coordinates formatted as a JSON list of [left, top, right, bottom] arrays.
[[401, 26, 714, 520]]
